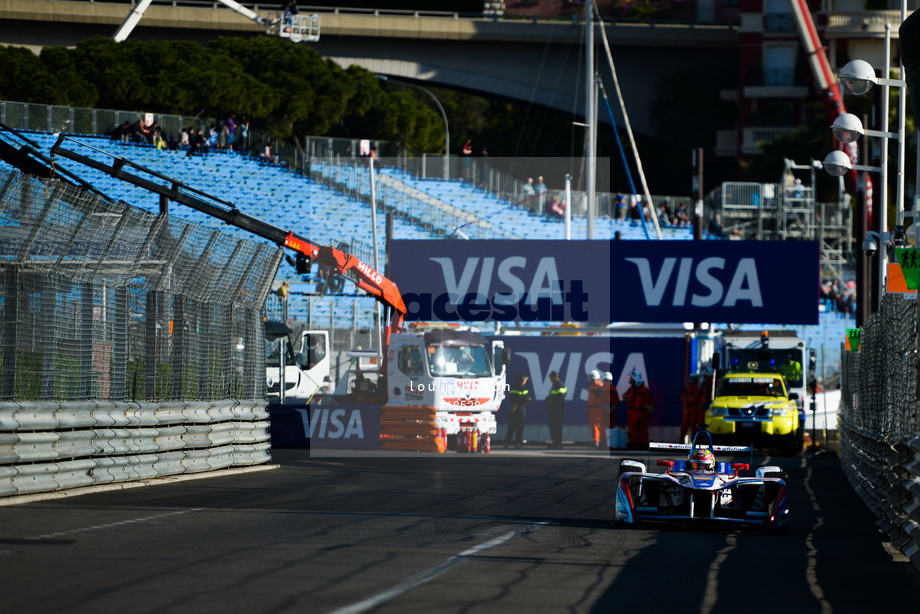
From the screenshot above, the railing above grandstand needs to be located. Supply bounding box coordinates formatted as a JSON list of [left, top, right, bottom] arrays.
[[60, 0, 741, 29]]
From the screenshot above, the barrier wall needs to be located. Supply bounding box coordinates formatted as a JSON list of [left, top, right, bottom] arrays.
[[0, 165, 280, 497], [0, 400, 270, 498], [839, 293, 920, 571]]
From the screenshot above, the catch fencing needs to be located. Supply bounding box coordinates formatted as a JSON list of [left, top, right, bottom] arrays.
[[0, 167, 281, 497], [839, 293, 920, 570]]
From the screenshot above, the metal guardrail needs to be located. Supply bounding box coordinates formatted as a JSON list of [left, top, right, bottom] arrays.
[[0, 400, 270, 497]]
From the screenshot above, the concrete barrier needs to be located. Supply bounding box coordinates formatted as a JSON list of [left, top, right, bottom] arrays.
[[0, 400, 270, 498]]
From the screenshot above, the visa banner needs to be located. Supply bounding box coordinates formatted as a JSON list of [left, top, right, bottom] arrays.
[[495, 335, 687, 429], [390, 240, 819, 324], [267, 404, 381, 449]]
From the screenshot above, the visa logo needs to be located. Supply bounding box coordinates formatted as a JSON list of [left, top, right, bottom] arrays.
[[516, 350, 647, 400], [404, 256, 589, 322], [625, 257, 763, 308], [294, 408, 365, 439]]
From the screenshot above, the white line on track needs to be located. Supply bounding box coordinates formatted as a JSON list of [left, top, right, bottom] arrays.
[[327, 521, 549, 614], [803, 463, 832, 614], [28, 508, 204, 541]]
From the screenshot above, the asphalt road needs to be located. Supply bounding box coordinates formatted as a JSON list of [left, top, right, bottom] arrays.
[[1, 446, 919, 614]]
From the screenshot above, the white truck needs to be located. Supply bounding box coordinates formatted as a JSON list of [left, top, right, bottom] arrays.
[[265, 321, 332, 403], [280, 324, 511, 442]]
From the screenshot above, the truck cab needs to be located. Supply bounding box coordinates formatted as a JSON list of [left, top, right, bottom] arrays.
[[265, 322, 331, 403], [386, 326, 511, 436], [709, 330, 807, 454]]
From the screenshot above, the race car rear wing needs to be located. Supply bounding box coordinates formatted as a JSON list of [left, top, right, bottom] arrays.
[[646, 441, 755, 469], [649, 443, 753, 453]]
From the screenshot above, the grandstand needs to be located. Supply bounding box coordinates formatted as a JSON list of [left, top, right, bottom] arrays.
[[0, 128, 853, 374]]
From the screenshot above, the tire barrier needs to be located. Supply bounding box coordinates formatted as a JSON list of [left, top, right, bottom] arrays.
[[0, 400, 271, 498], [379, 406, 446, 453]]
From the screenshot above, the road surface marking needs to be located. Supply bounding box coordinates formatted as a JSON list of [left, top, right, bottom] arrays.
[[328, 521, 549, 614]]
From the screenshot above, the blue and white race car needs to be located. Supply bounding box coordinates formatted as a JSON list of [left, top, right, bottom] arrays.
[[615, 431, 789, 534]]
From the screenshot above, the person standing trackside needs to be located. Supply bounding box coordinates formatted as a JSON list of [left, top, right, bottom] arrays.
[[504, 374, 532, 449], [545, 370, 567, 449], [585, 370, 606, 448], [624, 369, 653, 449], [604, 371, 621, 443]]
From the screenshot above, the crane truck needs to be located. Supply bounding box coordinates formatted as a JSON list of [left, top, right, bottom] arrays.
[[44, 134, 510, 449]]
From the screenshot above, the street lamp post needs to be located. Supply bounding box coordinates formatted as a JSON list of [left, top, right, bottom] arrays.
[[824, 20, 907, 310], [376, 75, 450, 179]]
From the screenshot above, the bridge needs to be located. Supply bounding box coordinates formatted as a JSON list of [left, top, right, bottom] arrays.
[[0, 1, 738, 139]]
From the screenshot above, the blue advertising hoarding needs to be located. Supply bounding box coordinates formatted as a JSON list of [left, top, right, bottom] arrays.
[[390, 240, 819, 324], [267, 404, 381, 449], [495, 335, 688, 430]]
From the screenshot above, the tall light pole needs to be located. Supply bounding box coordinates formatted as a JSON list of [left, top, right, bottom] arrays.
[[376, 75, 450, 179], [824, 20, 907, 310]]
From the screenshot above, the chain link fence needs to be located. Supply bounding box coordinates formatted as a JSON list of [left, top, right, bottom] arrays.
[[0, 168, 281, 402], [839, 293, 920, 570]]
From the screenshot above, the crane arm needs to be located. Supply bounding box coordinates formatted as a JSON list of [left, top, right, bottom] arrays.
[[787, 0, 857, 185], [113, 0, 268, 43]]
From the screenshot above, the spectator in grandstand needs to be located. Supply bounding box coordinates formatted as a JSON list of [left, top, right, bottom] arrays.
[[460, 139, 473, 180], [239, 119, 250, 153], [523, 177, 535, 201], [261, 140, 277, 163], [708, 212, 723, 238], [535, 176, 547, 212], [226, 114, 237, 150], [674, 202, 690, 227], [147, 121, 160, 145], [615, 193, 626, 219], [179, 127, 190, 150], [111, 121, 131, 142], [657, 203, 670, 226], [614, 230, 622, 240], [205, 123, 218, 150], [153, 128, 167, 151], [729, 229, 743, 240], [218, 122, 229, 150], [550, 195, 566, 219], [642, 200, 652, 222]]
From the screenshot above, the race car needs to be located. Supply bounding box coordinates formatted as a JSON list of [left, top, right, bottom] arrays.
[[615, 430, 789, 534]]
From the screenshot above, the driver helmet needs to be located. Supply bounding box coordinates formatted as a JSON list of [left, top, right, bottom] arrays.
[[604, 371, 613, 382], [588, 369, 601, 382], [688, 447, 716, 472], [629, 370, 643, 386]]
